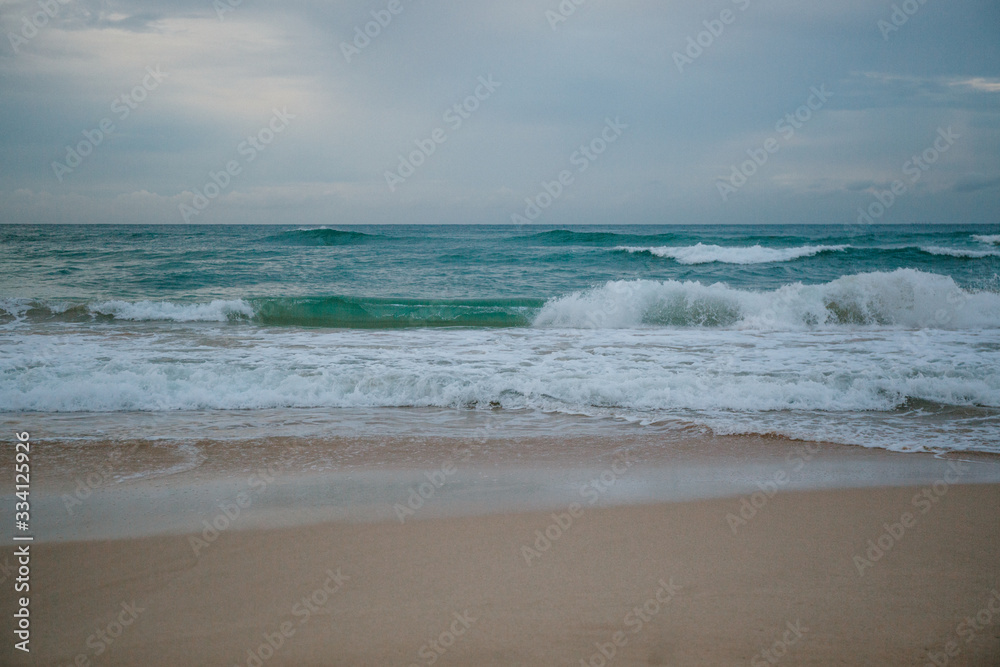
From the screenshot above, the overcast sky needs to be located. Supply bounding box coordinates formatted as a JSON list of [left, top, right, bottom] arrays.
[[1, 0, 998, 225]]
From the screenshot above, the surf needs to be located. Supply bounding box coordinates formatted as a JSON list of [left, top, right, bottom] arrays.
[[614, 243, 848, 265], [533, 269, 1000, 329]]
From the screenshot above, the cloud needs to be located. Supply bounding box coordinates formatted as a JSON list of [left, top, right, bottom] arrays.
[[950, 77, 1000, 93], [1, 0, 999, 224], [953, 174, 1000, 193]]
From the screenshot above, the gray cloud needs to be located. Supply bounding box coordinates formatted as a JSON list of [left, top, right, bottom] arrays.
[[1, 0, 998, 225], [953, 174, 1000, 193]]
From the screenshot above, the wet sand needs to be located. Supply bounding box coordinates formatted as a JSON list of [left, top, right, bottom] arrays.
[[4, 435, 1000, 665]]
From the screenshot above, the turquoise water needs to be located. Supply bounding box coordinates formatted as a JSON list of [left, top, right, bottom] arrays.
[[2, 224, 998, 327], [1, 224, 999, 453]]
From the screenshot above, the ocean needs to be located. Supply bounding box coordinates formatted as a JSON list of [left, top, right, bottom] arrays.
[[2, 223, 999, 454]]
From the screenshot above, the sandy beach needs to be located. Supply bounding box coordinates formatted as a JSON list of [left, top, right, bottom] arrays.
[[4, 0, 1000, 661], [5, 434, 999, 666]]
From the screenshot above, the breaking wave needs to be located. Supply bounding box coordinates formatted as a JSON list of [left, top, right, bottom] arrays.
[[533, 269, 1000, 329], [5, 270, 998, 331], [919, 246, 1000, 259], [0, 297, 541, 328], [614, 243, 848, 265]]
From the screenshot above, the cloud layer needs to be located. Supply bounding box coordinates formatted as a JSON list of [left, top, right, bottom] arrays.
[[1, 0, 998, 224]]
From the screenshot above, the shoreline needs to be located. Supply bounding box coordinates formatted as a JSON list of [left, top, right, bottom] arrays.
[[24, 431, 1000, 543]]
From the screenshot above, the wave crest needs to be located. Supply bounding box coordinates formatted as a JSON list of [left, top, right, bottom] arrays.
[[269, 228, 375, 246], [919, 246, 1000, 259], [90, 300, 254, 322], [615, 243, 848, 265], [514, 229, 635, 245], [533, 269, 1000, 329], [2, 297, 542, 328]]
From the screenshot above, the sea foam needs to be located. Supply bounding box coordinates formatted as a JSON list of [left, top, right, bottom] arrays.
[[919, 245, 1000, 259], [615, 243, 847, 264], [2, 325, 997, 452], [89, 300, 254, 322]]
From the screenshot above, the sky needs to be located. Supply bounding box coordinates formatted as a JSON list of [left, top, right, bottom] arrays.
[[1, 0, 998, 225]]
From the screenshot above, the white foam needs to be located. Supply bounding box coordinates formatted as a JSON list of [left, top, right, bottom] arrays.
[[1, 326, 997, 453], [615, 243, 848, 265], [973, 234, 1000, 245], [920, 245, 1000, 258], [88, 299, 254, 322], [533, 270, 1000, 330], [0, 299, 33, 320]]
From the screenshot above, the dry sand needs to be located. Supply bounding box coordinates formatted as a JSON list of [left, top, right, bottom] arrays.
[[6, 480, 999, 666]]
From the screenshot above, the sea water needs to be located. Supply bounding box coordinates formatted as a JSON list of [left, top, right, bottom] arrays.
[[1, 224, 998, 453]]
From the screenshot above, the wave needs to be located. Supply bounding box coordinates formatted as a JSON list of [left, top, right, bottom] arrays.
[[615, 243, 847, 265], [919, 245, 1000, 259], [3, 323, 997, 453], [90, 299, 254, 322], [1, 297, 543, 329], [514, 229, 637, 245], [248, 296, 540, 328], [5, 271, 998, 331], [268, 228, 376, 246], [533, 269, 1000, 329], [972, 234, 1000, 245]]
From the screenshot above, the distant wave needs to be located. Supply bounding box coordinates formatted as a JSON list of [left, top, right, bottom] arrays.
[[973, 234, 1000, 245], [269, 228, 376, 246], [919, 245, 1000, 259], [533, 269, 1000, 329], [615, 243, 848, 265], [514, 229, 639, 245]]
